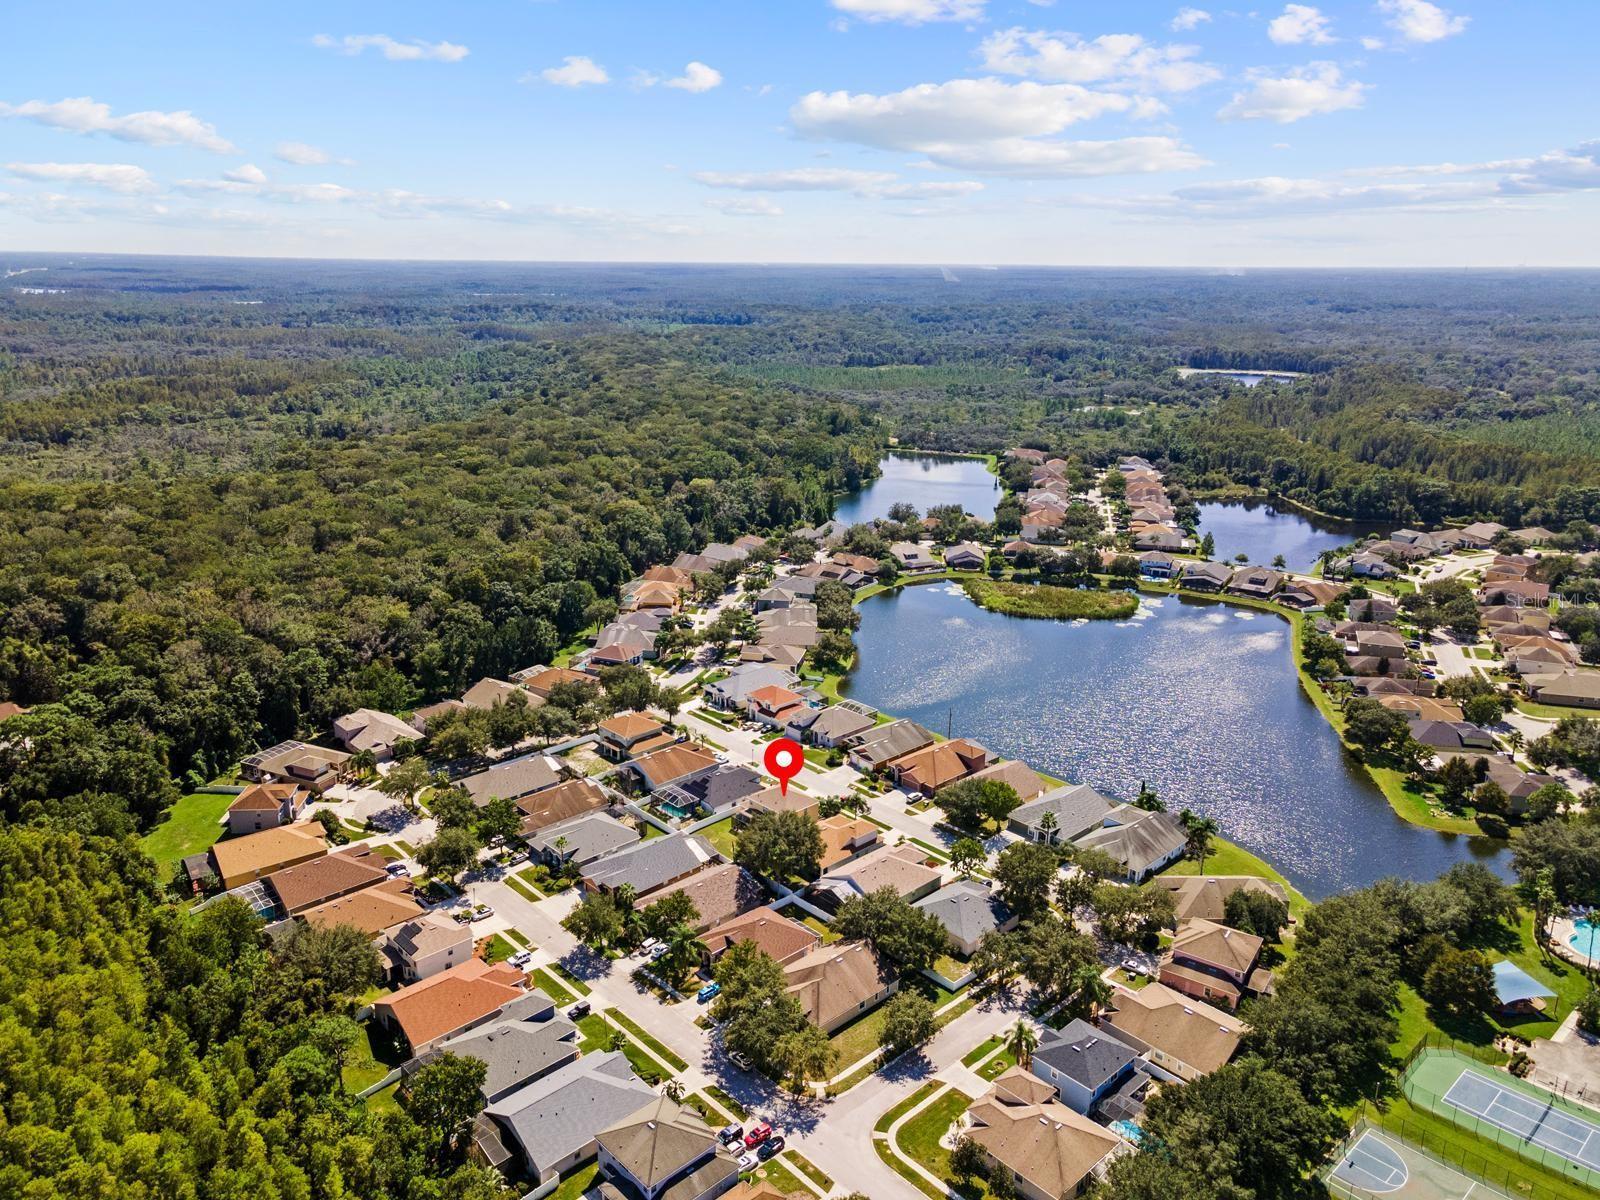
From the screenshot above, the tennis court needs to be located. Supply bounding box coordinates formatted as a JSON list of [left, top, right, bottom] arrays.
[[1327, 1125, 1516, 1200], [1441, 1069, 1600, 1172]]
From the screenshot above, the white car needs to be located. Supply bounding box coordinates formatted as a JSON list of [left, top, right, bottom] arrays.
[[737, 1153, 759, 1172], [508, 950, 533, 968]]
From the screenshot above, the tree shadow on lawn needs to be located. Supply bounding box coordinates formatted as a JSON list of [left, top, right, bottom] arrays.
[[556, 944, 614, 986]]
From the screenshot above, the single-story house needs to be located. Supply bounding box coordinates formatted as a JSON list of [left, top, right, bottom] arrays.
[[1524, 671, 1600, 709], [1132, 529, 1187, 553], [887, 737, 992, 794], [332, 708, 418, 760], [655, 764, 768, 817], [596, 1096, 741, 1200], [374, 958, 528, 1056], [1070, 806, 1187, 883], [699, 905, 821, 968], [461, 753, 564, 808], [516, 777, 612, 836], [204, 824, 327, 890], [889, 542, 939, 572], [527, 811, 638, 868], [783, 940, 898, 1034], [913, 880, 1017, 957], [420, 1005, 580, 1104], [516, 665, 594, 699], [943, 542, 988, 571], [1178, 561, 1232, 592], [1277, 579, 1346, 611], [1155, 875, 1288, 925], [845, 719, 936, 772], [1008, 783, 1117, 845], [807, 842, 942, 911], [741, 787, 821, 822], [409, 699, 467, 734], [1031, 1018, 1142, 1116], [962, 1068, 1122, 1200], [1100, 982, 1246, 1083], [225, 781, 311, 837], [963, 759, 1050, 803], [581, 833, 719, 898], [460, 677, 528, 711], [627, 743, 719, 792], [1226, 567, 1283, 600], [788, 702, 877, 748], [638, 862, 765, 933], [703, 665, 798, 711], [476, 1052, 656, 1184], [1406, 718, 1498, 752]]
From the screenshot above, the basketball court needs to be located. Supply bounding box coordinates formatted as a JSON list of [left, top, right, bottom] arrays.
[[1327, 1126, 1516, 1200]]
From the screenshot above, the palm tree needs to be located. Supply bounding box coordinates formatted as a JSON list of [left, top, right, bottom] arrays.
[[1073, 966, 1113, 1019], [1506, 728, 1526, 754], [659, 923, 701, 987], [1005, 1019, 1039, 1069], [662, 1079, 685, 1102], [1037, 810, 1059, 846], [1178, 809, 1219, 873]]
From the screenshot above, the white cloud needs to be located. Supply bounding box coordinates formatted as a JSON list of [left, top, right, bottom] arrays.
[[666, 62, 723, 92], [791, 78, 1206, 177], [705, 196, 783, 216], [5, 161, 157, 194], [311, 34, 469, 62], [1268, 4, 1336, 45], [1378, 0, 1469, 43], [877, 179, 985, 197], [829, 0, 985, 24], [539, 56, 610, 87], [978, 28, 1221, 92], [1219, 62, 1368, 123], [224, 163, 268, 184], [0, 96, 236, 153], [274, 141, 340, 166], [1171, 8, 1211, 31], [695, 167, 899, 191], [1361, 35, 1387, 49], [1498, 141, 1600, 194]]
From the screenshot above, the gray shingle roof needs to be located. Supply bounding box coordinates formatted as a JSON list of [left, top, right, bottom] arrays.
[[460, 753, 562, 806], [1033, 1019, 1140, 1089], [528, 812, 638, 865], [1009, 783, 1116, 841], [914, 881, 1012, 945], [483, 1052, 656, 1176], [1073, 806, 1187, 876], [583, 833, 718, 895], [431, 1013, 579, 1102]]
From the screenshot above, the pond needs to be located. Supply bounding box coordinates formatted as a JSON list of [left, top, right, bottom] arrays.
[[841, 582, 1510, 899], [833, 453, 999, 526], [1199, 500, 1388, 572]]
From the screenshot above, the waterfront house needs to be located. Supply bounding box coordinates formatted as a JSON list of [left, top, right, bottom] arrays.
[[1030, 1019, 1142, 1116], [964, 758, 1050, 802], [476, 1052, 655, 1184], [1133, 528, 1188, 553], [699, 905, 820, 969], [1155, 875, 1289, 925], [788, 701, 877, 747], [581, 833, 719, 898], [1225, 567, 1283, 600], [844, 718, 936, 772], [745, 683, 809, 729], [1072, 806, 1187, 882], [943, 541, 987, 571], [225, 781, 311, 836], [1158, 920, 1271, 1011], [961, 1068, 1122, 1200], [887, 736, 992, 794], [1008, 783, 1117, 845], [890, 542, 940, 572], [914, 880, 1017, 957], [1178, 560, 1232, 592], [783, 940, 898, 1034], [597, 1096, 741, 1200], [1406, 719, 1498, 752], [1277, 579, 1346, 611], [1137, 551, 1178, 579], [374, 958, 527, 1056], [703, 664, 798, 711], [1100, 982, 1247, 1083]]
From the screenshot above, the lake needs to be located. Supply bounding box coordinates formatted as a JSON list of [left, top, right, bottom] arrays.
[[841, 583, 1510, 899], [833, 452, 1000, 526], [1199, 500, 1387, 571]]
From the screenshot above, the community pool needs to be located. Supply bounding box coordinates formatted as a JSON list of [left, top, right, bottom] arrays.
[[1569, 917, 1599, 964]]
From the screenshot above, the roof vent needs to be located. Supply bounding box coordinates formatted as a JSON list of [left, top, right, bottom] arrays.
[[647, 1122, 657, 1130]]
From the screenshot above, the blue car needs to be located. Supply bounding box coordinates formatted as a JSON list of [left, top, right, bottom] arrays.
[[697, 982, 721, 1003]]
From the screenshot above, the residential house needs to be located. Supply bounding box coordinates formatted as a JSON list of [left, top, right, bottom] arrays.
[[1137, 551, 1178, 580], [1158, 919, 1271, 1011], [639, 863, 765, 932], [699, 905, 821, 968], [745, 684, 809, 729], [527, 812, 637, 868], [703, 664, 798, 712], [299, 880, 427, 938], [1071, 806, 1187, 883], [1470, 755, 1561, 817], [461, 753, 563, 807], [1333, 552, 1398, 580], [787, 701, 877, 747], [374, 958, 527, 1055], [581, 833, 719, 898], [628, 743, 719, 792], [266, 846, 390, 915], [1375, 694, 1465, 723], [1524, 670, 1600, 709], [205, 824, 327, 890], [332, 708, 417, 760], [622, 579, 683, 613], [516, 665, 594, 699], [0, 701, 27, 723], [1100, 982, 1247, 1083], [844, 719, 936, 772], [597, 712, 678, 762], [591, 623, 657, 668], [596, 1096, 741, 1200], [225, 781, 311, 836], [1479, 579, 1550, 607], [409, 699, 467, 734], [384, 911, 475, 983], [1030, 1019, 1142, 1116], [421, 1004, 580, 1104], [887, 737, 992, 794], [1133, 528, 1187, 553], [740, 787, 821, 822], [944, 541, 987, 571], [755, 574, 821, 610], [656, 764, 767, 818], [832, 550, 881, 575], [1226, 567, 1283, 600], [807, 842, 942, 911], [477, 1052, 656, 1184], [783, 940, 898, 1034], [914, 880, 1017, 957], [1178, 561, 1232, 592], [240, 740, 350, 791], [1349, 629, 1408, 662], [792, 518, 846, 545], [889, 542, 939, 572], [516, 777, 612, 836], [1406, 718, 1498, 753], [1277, 579, 1346, 611], [1006, 784, 1117, 846], [1155, 875, 1289, 925], [1456, 521, 1508, 549], [461, 677, 527, 711], [961, 1068, 1122, 1200], [1348, 597, 1399, 623], [964, 759, 1049, 803], [818, 813, 880, 870]]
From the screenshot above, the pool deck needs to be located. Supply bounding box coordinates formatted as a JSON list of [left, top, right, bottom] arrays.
[[1551, 915, 1599, 969]]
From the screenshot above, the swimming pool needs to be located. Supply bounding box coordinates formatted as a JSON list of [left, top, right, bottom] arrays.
[[1111, 1119, 1144, 1145], [1570, 917, 1599, 963]]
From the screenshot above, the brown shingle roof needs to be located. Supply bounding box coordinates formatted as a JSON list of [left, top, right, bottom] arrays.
[[599, 711, 667, 741], [965, 1069, 1121, 1198], [1102, 982, 1246, 1077], [699, 906, 821, 964], [209, 824, 326, 886], [228, 782, 304, 813], [632, 743, 718, 790], [783, 940, 893, 1030], [1170, 919, 1263, 975], [299, 877, 426, 936], [267, 847, 390, 913], [640, 863, 765, 932], [515, 777, 610, 834]]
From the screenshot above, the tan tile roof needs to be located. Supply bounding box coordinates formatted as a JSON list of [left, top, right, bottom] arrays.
[[1154, 876, 1288, 924], [267, 846, 390, 913], [783, 940, 893, 1030], [888, 738, 990, 792], [599, 711, 666, 741], [633, 743, 718, 790], [1170, 919, 1263, 976], [700, 905, 821, 964], [746, 787, 820, 818], [965, 1069, 1121, 1198], [299, 877, 426, 936], [1102, 982, 1246, 1077], [377, 959, 525, 1050], [209, 824, 326, 885], [963, 759, 1049, 802], [521, 667, 591, 697], [822, 842, 940, 899], [642, 565, 694, 588]]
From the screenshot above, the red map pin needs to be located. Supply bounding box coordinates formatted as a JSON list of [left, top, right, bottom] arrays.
[[763, 737, 804, 795]]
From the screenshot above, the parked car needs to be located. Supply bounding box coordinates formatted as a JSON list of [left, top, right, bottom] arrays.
[[729, 1050, 752, 1072], [904, 791, 925, 803], [713, 751, 730, 764], [508, 950, 533, 969], [697, 982, 722, 1003], [384, 863, 411, 877], [469, 904, 494, 921], [743, 1122, 772, 1148], [640, 937, 661, 955], [567, 1001, 591, 1020], [649, 943, 670, 961], [737, 1152, 759, 1172], [757, 1136, 785, 1160], [719, 1124, 743, 1146]]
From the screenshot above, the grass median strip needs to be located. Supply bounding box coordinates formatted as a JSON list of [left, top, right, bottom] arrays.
[[875, 1081, 943, 1133], [874, 1140, 944, 1200], [526, 967, 576, 1006], [504, 874, 541, 902], [787, 1153, 832, 1192], [706, 1085, 747, 1119], [606, 1007, 688, 1071]]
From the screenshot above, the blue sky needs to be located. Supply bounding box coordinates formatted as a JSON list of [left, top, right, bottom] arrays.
[[2, 0, 1596, 265]]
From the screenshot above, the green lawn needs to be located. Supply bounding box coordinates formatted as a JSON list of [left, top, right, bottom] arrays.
[[1161, 835, 1311, 918], [139, 791, 235, 872], [787, 1152, 832, 1191], [1515, 698, 1600, 721], [896, 1090, 981, 1200], [606, 1007, 689, 1071], [749, 1158, 807, 1195], [698, 817, 739, 860], [527, 967, 577, 1005], [482, 933, 520, 964], [547, 1163, 599, 1200], [801, 915, 841, 943], [829, 980, 960, 1068], [961, 1036, 1003, 1069], [343, 1021, 406, 1094], [874, 1140, 944, 1200], [705, 1085, 747, 1119], [551, 962, 593, 995], [504, 874, 542, 902], [877, 1081, 944, 1132]]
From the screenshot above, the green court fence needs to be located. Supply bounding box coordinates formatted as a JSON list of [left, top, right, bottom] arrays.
[[1396, 1035, 1600, 1193], [1332, 1106, 1564, 1200]]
